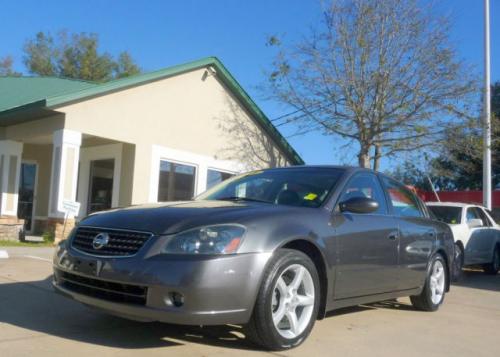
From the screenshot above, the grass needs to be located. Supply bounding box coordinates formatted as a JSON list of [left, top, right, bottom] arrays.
[[0, 240, 54, 247]]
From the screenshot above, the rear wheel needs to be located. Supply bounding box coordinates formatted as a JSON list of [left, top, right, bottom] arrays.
[[482, 247, 500, 275], [410, 254, 447, 311], [245, 249, 320, 351]]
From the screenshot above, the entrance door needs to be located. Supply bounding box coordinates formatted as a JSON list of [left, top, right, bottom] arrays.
[[88, 159, 115, 214], [17, 162, 37, 233]]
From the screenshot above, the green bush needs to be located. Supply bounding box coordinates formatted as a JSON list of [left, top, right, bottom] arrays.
[[42, 231, 55, 243]]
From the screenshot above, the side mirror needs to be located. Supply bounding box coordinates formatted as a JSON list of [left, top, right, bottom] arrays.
[[467, 218, 483, 228], [339, 197, 379, 214]]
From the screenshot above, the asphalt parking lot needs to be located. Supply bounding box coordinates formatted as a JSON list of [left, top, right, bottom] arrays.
[[0, 247, 499, 357]]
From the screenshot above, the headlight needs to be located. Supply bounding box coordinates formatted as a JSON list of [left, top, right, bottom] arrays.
[[162, 224, 246, 254]]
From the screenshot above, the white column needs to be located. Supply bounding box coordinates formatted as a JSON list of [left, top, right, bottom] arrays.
[[0, 141, 23, 217], [196, 162, 208, 195], [48, 130, 82, 219]]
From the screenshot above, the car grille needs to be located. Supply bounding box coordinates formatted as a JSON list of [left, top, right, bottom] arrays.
[[71, 226, 153, 257], [58, 270, 148, 306]]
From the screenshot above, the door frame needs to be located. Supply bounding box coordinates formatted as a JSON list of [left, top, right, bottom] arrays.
[[77, 143, 122, 219], [19, 160, 39, 234]]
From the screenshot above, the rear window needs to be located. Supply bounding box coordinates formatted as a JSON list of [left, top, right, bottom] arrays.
[[427, 206, 462, 224]]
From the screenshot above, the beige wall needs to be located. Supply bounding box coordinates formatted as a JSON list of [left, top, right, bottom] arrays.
[[57, 68, 290, 204], [3, 115, 64, 143], [2, 67, 291, 210], [21, 144, 53, 218]]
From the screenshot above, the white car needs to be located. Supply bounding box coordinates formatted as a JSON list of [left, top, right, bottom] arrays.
[[427, 202, 500, 277]]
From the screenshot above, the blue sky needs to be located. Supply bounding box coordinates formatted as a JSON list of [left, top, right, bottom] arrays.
[[1, 0, 498, 169]]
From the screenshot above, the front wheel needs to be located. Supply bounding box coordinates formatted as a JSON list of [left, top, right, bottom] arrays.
[[245, 249, 320, 351], [410, 254, 447, 311], [482, 247, 500, 275]]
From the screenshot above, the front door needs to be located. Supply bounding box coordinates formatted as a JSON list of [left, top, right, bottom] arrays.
[[87, 159, 115, 214], [17, 162, 37, 233], [334, 172, 399, 299]]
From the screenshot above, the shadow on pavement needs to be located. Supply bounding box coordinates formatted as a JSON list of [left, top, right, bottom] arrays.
[[0, 275, 256, 350], [452, 269, 500, 292], [2, 270, 498, 350]]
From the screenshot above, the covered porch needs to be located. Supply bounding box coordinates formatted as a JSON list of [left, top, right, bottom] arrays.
[[0, 120, 134, 242]]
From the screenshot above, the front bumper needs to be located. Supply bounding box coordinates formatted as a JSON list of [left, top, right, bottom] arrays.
[[53, 244, 271, 325]]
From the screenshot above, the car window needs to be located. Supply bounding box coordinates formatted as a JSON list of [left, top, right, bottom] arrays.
[[339, 173, 388, 214], [380, 176, 424, 217], [466, 207, 483, 225], [473, 207, 491, 227], [198, 168, 344, 208], [427, 206, 462, 224]]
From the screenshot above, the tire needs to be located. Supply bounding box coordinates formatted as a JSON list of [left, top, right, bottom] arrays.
[[482, 246, 500, 275], [452, 243, 464, 281], [410, 254, 447, 312], [245, 249, 320, 351]]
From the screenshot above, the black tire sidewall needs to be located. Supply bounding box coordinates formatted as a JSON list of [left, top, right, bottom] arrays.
[[255, 249, 320, 350], [452, 243, 464, 281]]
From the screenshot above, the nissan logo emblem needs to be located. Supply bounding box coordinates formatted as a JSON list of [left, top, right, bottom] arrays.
[[92, 233, 110, 250]]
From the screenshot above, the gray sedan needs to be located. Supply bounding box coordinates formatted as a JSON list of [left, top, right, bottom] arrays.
[[53, 166, 454, 350]]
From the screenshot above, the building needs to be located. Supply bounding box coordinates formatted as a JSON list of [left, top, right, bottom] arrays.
[[0, 57, 303, 241]]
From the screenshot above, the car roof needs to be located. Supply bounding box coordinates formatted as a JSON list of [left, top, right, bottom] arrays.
[[426, 201, 487, 209]]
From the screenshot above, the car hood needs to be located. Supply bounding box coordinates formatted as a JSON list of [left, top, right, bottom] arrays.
[[78, 200, 282, 235]]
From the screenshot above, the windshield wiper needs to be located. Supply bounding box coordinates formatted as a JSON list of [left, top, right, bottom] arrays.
[[215, 196, 272, 204]]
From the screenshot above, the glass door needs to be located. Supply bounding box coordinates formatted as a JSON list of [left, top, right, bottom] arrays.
[[88, 159, 115, 214], [17, 162, 37, 233]]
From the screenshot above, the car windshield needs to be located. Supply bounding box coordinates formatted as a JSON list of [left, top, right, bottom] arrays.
[[197, 168, 344, 208], [427, 206, 462, 224]]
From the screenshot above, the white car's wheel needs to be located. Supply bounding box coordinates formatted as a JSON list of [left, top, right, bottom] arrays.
[[452, 243, 464, 281]]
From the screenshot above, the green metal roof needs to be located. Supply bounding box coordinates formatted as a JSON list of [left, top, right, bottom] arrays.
[[0, 57, 303, 165], [0, 77, 97, 112]]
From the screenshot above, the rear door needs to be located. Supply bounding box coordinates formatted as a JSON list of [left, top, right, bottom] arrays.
[[380, 176, 435, 290], [334, 172, 399, 299]]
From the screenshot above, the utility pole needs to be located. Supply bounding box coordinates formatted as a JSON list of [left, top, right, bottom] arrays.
[[483, 0, 492, 210]]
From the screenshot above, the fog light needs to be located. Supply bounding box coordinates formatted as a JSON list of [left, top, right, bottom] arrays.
[[170, 292, 184, 307]]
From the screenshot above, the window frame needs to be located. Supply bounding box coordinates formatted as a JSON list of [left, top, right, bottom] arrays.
[[467, 206, 491, 227], [206, 167, 235, 190], [335, 171, 390, 216], [157, 159, 198, 202], [379, 175, 426, 218]]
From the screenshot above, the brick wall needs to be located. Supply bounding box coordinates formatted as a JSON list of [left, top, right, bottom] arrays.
[[0, 216, 24, 241]]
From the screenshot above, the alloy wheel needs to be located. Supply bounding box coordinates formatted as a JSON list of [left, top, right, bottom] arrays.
[[271, 264, 315, 339], [429, 260, 446, 305]]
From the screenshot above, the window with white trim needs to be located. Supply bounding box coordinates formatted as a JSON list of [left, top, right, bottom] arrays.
[[158, 160, 196, 201], [206, 169, 234, 189]]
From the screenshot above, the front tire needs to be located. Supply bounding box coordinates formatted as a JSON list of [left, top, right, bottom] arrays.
[[410, 254, 447, 311], [482, 247, 500, 275], [245, 249, 320, 351]]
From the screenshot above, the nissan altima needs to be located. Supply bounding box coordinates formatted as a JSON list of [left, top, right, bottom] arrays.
[[53, 166, 454, 350]]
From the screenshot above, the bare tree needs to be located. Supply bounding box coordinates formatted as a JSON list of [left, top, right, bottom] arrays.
[[265, 0, 478, 169], [216, 97, 289, 170]]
